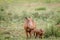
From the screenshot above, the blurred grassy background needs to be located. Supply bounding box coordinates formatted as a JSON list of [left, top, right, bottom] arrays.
[[0, 0, 60, 40]]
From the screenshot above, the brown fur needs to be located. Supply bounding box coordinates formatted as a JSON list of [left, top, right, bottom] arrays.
[[24, 17, 36, 38], [32, 29, 44, 38]]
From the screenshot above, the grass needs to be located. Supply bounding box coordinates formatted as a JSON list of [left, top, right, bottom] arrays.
[[0, 0, 60, 4], [0, 0, 60, 40], [35, 7, 46, 11]]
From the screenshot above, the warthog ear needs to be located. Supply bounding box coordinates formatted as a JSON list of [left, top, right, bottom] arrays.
[[25, 17, 28, 19], [28, 16, 32, 18], [28, 16, 30, 18]]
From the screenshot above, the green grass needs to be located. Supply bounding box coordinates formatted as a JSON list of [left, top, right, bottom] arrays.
[[35, 7, 46, 11], [0, 0, 60, 4], [0, 0, 60, 40]]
